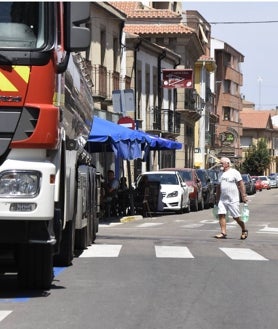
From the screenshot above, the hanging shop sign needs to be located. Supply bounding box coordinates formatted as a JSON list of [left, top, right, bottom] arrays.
[[162, 69, 193, 89]]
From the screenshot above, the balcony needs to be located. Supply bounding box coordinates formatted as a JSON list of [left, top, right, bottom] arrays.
[[176, 89, 204, 122], [91, 65, 128, 103]]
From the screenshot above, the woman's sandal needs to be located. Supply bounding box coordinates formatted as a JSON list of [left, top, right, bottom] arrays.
[[241, 230, 248, 240], [214, 233, 227, 239]]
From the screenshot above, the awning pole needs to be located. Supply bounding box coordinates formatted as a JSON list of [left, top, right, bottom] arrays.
[[127, 161, 135, 215]]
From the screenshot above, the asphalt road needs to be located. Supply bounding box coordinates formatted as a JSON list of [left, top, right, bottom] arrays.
[[0, 188, 278, 329]]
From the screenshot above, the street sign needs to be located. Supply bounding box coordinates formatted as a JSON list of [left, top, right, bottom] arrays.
[[162, 69, 193, 89], [112, 89, 135, 115], [118, 116, 135, 130]]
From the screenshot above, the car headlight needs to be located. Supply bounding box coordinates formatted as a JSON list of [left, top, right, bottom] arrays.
[[0, 171, 41, 198], [167, 191, 178, 198]]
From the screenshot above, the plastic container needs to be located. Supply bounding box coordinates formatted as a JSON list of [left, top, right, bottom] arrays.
[[212, 205, 231, 222], [241, 203, 249, 223]]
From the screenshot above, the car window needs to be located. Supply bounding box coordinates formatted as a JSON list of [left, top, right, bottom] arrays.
[[179, 171, 192, 181]]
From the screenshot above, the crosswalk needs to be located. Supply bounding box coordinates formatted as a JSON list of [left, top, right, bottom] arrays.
[[99, 220, 278, 235], [79, 244, 269, 261], [0, 311, 12, 322]]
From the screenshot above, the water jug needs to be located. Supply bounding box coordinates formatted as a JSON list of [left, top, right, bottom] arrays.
[[241, 203, 249, 223]]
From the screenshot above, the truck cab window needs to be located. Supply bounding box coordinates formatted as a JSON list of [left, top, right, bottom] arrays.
[[0, 2, 44, 49]]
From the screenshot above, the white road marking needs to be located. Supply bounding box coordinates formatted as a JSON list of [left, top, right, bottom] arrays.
[[220, 248, 268, 261], [182, 223, 204, 228], [0, 311, 12, 322], [200, 219, 219, 224], [259, 226, 278, 234], [99, 222, 122, 227], [79, 244, 122, 257], [137, 223, 163, 228], [155, 246, 194, 258]]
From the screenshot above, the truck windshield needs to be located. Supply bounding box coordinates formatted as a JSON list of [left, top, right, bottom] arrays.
[[0, 2, 44, 49]]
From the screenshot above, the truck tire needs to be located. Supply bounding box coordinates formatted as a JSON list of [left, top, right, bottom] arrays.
[[17, 244, 53, 290], [75, 226, 88, 250], [54, 219, 75, 266]]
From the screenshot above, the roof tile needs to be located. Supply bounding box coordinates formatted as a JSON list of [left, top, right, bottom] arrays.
[[240, 112, 272, 129], [110, 1, 181, 18], [124, 23, 194, 35]]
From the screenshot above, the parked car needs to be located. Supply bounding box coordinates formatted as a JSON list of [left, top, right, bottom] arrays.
[[241, 173, 256, 195], [134, 171, 190, 214], [268, 175, 278, 188], [161, 168, 204, 211], [258, 175, 271, 189], [269, 173, 278, 185], [207, 169, 221, 195], [251, 176, 263, 192], [196, 169, 215, 208]]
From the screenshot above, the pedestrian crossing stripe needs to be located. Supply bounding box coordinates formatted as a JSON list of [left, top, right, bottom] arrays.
[[0, 311, 12, 322], [79, 244, 122, 258], [137, 223, 163, 228], [155, 246, 194, 258], [220, 248, 268, 261], [79, 244, 268, 261]]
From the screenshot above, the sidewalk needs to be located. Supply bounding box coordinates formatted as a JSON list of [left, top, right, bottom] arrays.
[[99, 214, 143, 224]]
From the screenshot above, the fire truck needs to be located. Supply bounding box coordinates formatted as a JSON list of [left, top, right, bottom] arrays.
[[0, 2, 98, 289]]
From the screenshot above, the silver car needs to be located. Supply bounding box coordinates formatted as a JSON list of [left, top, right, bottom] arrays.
[[268, 176, 278, 188]]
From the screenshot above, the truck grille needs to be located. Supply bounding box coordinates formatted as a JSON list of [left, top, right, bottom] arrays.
[[0, 107, 39, 157]]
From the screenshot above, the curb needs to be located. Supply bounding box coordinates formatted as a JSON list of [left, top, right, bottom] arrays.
[[120, 215, 143, 223]]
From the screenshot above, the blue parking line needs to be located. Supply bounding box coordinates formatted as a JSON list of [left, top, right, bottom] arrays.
[[54, 266, 66, 277]]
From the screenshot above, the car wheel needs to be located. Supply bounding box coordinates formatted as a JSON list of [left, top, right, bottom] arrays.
[[185, 198, 191, 213], [198, 196, 204, 211], [191, 198, 198, 212]]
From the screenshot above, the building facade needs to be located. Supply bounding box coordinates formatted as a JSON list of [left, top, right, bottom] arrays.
[[210, 38, 244, 165]]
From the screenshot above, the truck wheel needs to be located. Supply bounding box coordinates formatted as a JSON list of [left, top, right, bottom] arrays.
[[54, 219, 75, 266], [17, 244, 53, 290], [75, 227, 88, 250]]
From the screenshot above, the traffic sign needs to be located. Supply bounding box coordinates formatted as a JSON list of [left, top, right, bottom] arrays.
[[118, 116, 135, 130]]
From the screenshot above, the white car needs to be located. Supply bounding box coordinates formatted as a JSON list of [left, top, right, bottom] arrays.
[[134, 171, 190, 213]]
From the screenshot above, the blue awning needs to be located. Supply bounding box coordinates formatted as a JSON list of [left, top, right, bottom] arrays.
[[86, 116, 147, 160], [86, 116, 182, 160], [138, 131, 182, 150]]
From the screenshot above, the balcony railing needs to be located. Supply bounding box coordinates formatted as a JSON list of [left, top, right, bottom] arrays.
[[91, 65, 130, 101], [92, 64, 107, 98]]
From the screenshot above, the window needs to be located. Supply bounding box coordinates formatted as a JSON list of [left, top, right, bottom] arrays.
[[0, 2, 44, 49], [223, 107, 230, 121], [113, 37, 118, 72], [223, 80, 231, 93], [100, 29, 106, 65]]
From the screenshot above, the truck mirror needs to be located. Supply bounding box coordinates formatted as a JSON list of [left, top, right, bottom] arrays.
[[65, 2, 91, 51]]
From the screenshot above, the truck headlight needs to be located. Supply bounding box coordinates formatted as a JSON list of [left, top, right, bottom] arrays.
[[0, 171, 41, 198]]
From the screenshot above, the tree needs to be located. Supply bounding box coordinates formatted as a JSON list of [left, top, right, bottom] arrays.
[[241, 138, 271, 175]]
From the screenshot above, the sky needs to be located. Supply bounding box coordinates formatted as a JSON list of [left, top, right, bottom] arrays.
[[183, 1, 278, 110]]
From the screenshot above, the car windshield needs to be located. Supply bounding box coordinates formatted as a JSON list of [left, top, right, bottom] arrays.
[[241, 175, 248, 182], [142, 174, 178, 185], [208, 170, 218, 182], [196, 171, 206, 184]]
